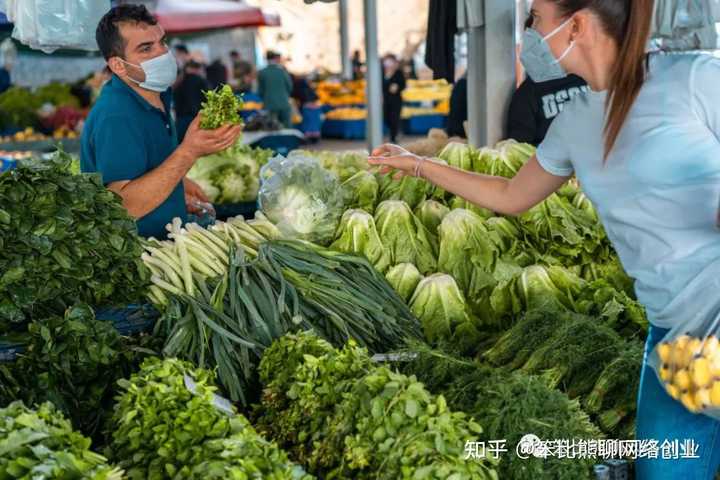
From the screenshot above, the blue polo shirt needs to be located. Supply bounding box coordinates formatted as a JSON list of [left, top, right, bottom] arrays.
[[81, 75, 186, 239]]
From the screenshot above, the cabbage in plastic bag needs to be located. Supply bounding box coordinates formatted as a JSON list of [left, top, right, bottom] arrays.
[[258, 154, 345, 245]]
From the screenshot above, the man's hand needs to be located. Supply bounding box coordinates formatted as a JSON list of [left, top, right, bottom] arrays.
[[184, 177, 209, 203], [179, 114, 243, 160], [184, 177, 213, 215]]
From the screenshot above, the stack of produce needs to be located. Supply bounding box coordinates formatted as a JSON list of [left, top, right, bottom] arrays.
[[0, 151, 150, 330], [0, 82, 80, 131], [188, 143, 273, 204], [254, 331, 498, 479], [482, 306, 642, 437], [110, 357, 311, 479], [0, 401, 123, 479], [295, 149, 370, 182], [4, 304, 155, 439], [316, 80, 365, 106], [405, 343, 603, 480], [144, 215, 420, 403], [655, 334, 720, 414], [325, 107, 367, 120]]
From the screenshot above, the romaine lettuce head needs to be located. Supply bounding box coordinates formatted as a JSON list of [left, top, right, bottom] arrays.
[[342, 170, 379, 213], [212, 166, 247, 203], [331, 209, 391, 272], [409, 273, 481, 353], [415, 200, 450, 235], [495, 139, 535, 171], [374, 200, 437, 274], [437, 209, 497, 292], [448, 196, 494, 219], [378, 174, 432, 210], [385, 263, 423, 302], [438, 142, 474, 171], [518, 265, 571, 312]]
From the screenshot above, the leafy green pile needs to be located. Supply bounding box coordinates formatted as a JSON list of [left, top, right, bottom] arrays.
[[0, 401, 123, 479], [147, 220, 420, 404], [199, 85, 243, 130], [480, 305, 641, 436], [255, 332, 498, 479], [0, 87, 41, 130], [297, 149, 370, 182], [341, 170, 379, 213], [188, 143, 273, 204], [110, 357, 311, 480], [0, 152, 150, 329], [374, 200, 437, 274], [405, 344, 602, 480], [6, 304, 156, 440]]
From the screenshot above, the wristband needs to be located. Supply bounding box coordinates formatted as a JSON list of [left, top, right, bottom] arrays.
[[414, 156, 426, 178]]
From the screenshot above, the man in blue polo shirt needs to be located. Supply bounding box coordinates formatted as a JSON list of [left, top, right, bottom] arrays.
[[81, 5, 242, 239]]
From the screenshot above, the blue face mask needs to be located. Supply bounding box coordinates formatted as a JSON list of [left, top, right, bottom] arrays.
[[520, 17, 575, 83]]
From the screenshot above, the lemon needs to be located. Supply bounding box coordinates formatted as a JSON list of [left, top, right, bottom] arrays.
[[702, 336, 720, 358], [659, 364, 673, 382], [696, 388, 711, 410], [674, 369, 692, 391], [691, 357, 712, 389], [711, 382, 720, 407], [681, 392, 699, 413], [657, 342, 672, 364], [666, 383, 681, 400]]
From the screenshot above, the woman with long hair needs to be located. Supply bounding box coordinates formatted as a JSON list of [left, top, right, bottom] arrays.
[[370, 1, 720, 478]]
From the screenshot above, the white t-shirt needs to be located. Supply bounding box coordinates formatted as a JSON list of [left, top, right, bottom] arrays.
[[536, 52, 720, 330]]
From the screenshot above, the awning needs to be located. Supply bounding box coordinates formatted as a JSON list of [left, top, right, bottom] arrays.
[[155, 0, 281, 33]]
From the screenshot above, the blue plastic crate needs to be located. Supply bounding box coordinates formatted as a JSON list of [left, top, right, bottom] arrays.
[[250, 135, 302, 157], [322, 119, 366, 139], [402, 114, 447, 135], [0, 158, 17, 172]]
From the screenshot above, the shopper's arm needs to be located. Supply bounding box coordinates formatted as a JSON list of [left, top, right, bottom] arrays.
[[368, 145, 569, 216], [107, 115, 241, 219]]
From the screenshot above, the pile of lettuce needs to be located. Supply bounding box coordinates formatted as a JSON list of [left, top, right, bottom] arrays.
[[188, 143, 273, 204], [332, 139, 646, 347]]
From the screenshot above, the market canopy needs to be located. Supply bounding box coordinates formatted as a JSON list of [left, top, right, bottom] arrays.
[[154, 0, 281, 33]]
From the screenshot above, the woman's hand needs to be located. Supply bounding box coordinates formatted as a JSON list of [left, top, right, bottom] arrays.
[[369, 144, 424, 179]]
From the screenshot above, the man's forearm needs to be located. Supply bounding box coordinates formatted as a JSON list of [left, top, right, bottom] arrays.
[[111, 147, 195, 219]]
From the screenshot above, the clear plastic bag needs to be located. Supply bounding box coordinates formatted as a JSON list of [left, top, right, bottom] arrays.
[[648, 304, 720, 418], [8, 0, 108, 53], [258, 153, 345, 245]]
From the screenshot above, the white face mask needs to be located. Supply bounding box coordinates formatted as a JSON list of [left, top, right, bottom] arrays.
[[120, 50, 178, 92]]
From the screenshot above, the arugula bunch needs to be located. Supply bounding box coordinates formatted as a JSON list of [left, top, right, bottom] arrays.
[[0, 151, 150, 329], [0, 401, 123, 479], [110, 357, 311, 480], [256, 332, 498, 479]]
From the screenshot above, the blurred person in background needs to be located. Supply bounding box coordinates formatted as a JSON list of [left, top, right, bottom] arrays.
[[446, 74, 467, 138], [230, 50, 254, 93], [352, 49, 364, 80], [382, 53, 406, 144], [258, 51, 293, 127], [205, 58, 228, 90], [174, 60, 209, 142]]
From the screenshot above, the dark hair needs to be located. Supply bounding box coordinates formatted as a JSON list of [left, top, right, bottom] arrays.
[[185, 60, 202, 70], [230, 50, 239, 57], [550, 0, 653, 158], [266, 51, 280, 61], [174, 44, 189, 55], [96, 5, 158, 60]]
